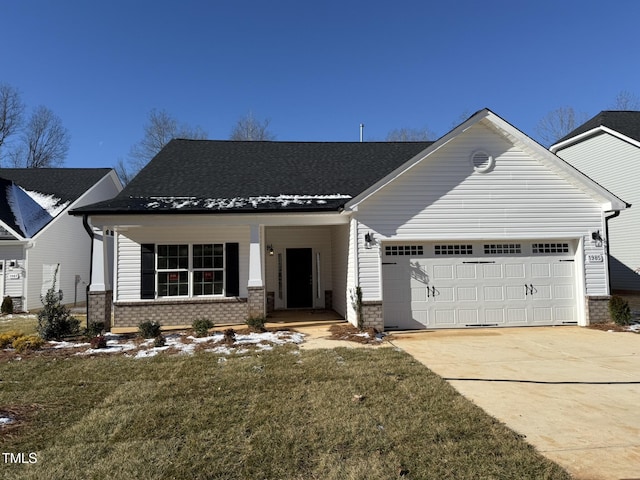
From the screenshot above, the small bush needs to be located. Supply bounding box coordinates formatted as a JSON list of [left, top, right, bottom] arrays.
[[153, 335, 166, 348], [192, 317, 214, 337], [12, 335, 45, 353], [1, 296, 14, 314], [85, 322, 105, 338], [223, 328, 236, 345], [90, 335, 108, 349], [0, 331, 24, 348], [246, 315, 266, 332], [138, 321, 161, 339], [37, 267, 80, 340], [609, 295, 632, 325]]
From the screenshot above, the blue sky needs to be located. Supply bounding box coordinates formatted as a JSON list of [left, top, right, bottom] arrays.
[[3, 0, 639, 169]]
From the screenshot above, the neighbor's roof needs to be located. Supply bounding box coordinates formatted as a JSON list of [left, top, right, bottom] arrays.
[[0, 168, 113, 238], [555, 110, 640, 145], [73, 140, 433, 214]]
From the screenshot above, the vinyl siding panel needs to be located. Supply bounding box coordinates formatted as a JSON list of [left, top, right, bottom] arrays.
[[0, 246, 25, 300], [556, 133, 640, 291], [116, 225, 250, 301], [355, 122, 608, 300], [330, 224, 349, 317]]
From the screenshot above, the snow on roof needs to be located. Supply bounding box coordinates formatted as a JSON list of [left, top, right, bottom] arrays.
[[21, 188, 70, 217], [144, 194, 353, 210], [6, 184, 52, 237]]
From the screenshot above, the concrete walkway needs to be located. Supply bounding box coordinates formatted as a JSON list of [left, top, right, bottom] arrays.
[[388, 327, 640, 480]]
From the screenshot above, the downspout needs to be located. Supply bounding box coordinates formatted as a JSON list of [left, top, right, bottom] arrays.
[[604, 210, 621, 295], [81, 214, 94, 330]]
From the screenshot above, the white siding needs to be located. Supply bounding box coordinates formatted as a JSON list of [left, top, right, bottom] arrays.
[[355, 122, 608, 300], [556, 133, 640, 291], [330, 224, 350, 317], [25, 172, 121, 310], [0, 245, 25, 301], [116, 225, 250, 301]]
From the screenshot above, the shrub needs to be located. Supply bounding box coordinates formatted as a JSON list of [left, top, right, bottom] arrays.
[[37, 287, 80, 341], [192, 317, 214, 337], [1, 296, 13, 314], [153, 335, 166, 348], [85, 322, 105, 338], [0, 331, 24, 348], [609, 295, 632, 326], [90, 335, 108, 349], [246, 315, 266, 332], [138, 321, 161, 339], [12, 335, 45, 353], [223, 328, 236, 345]]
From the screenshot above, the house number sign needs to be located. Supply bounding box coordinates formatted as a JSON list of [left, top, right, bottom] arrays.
[[587, 254, 604, 263]]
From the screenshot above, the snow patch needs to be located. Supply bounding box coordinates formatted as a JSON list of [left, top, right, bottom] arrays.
[[145, 194, 352, 211], [21, 188, 69, 217], [0, 416, 14, 425]]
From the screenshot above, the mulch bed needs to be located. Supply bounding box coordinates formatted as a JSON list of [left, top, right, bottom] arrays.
[[328, 324, 386, 345]]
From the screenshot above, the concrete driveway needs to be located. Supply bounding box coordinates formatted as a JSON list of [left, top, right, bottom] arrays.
[[389, 327, 640, 480]]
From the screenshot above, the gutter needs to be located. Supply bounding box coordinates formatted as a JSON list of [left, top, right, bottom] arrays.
[[81, 214, 94, 330], [604, 210, 622, 295]]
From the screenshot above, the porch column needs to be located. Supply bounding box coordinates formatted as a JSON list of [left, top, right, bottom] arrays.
[[247, 224, 266, 317], [88, 225, 113, 331]]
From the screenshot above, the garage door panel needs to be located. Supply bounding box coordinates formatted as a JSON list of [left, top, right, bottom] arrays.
[[482, 264, 503, 279], [483, 285, 504, 301], [383, 241, 578, 330]]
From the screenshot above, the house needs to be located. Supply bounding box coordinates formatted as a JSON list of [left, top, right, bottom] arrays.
[[72, 109, 628, 331], [0, 168, 122, 312], [551, 111, 639, 292]]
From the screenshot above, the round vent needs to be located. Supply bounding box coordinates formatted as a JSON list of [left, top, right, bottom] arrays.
[[470, 150, 494, 173]]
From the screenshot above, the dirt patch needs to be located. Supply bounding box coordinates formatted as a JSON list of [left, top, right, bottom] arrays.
[[587, 322, 639, 333], [0, 404, 39, 439], [328, 324, 386, 345]]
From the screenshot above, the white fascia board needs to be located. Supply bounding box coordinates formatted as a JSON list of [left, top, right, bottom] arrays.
[[87, 211, 352, 230], [0, 221, 26, 242], [346, 108, 491, 210], [484, 112, 630, 212], [550, 126, 640, 153]]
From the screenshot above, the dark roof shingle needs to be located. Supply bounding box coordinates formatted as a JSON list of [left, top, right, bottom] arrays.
[[556, 111, 640, 145], [76, 140, 433, 214]]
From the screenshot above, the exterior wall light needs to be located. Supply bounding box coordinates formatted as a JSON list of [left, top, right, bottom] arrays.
[[266, 244, 274, 256], [364, 232, 373, 249]]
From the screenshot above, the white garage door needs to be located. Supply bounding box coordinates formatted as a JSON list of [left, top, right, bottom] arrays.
[[382, 241, 577, 330]]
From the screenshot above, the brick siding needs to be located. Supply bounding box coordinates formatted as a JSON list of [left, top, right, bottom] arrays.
[[88, 290, 113, 330], [585, 295, 611, 324], [361, 300, 384, 331], [113, 297, 248, 328]]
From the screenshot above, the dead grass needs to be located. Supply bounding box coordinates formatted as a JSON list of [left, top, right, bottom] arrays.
[[0, 346, 569, 479], [328, 323, 386, 345]]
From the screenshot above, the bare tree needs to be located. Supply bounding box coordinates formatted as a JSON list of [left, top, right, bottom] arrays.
[[11, 106, 70, 168], [535, 106, 588, 147], [611, 90, 640, 110], [229, 111, 275, 141], [386, 127, 436, 141], [0, 83, 25, 164], [119, 108, 207, 184]]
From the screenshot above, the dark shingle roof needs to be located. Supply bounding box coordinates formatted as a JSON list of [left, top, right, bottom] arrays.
[[0, 168, 112, 238], [0, 168, 113, 204], [556, 111, 640, 145], [75, 140, 433, 214]]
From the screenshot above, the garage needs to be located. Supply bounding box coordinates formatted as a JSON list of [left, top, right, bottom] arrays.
[[382, 241, 578, 330]]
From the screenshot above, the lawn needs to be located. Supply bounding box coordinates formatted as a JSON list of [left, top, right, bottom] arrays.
[[0, 343, 569, 479]]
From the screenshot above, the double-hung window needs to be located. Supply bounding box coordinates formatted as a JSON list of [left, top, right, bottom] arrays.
[[156, 244, 224, 297]]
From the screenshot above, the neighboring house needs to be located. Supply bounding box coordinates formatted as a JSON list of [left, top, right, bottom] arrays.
[[551, 111, 639, 292], [0, 168, 122, 311], [73, 109, 627, 331]]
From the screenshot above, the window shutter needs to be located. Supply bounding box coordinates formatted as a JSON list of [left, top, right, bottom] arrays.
[[140, 244, 155, 299], [225, 243, 239, 297]]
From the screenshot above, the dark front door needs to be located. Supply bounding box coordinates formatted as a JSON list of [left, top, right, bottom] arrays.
[[286, 248, 313, 308]]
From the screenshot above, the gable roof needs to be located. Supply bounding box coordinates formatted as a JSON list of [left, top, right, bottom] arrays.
[[551, 111, 640, 151], [0, 168, 113, 238], [348, 108, 629, 212], [73, 140, 433, 214]]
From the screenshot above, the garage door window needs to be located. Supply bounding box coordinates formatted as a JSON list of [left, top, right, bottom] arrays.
[[532, 243, 569, 254], [434, 244, 473, 255], [484, 244, 522, 255], [385, 245, 424, 256]]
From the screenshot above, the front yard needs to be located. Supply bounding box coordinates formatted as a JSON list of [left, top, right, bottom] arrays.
[[0, 321, 570, 480]]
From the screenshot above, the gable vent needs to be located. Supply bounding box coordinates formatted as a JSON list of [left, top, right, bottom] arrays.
[[470, 150, 494, 173]]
